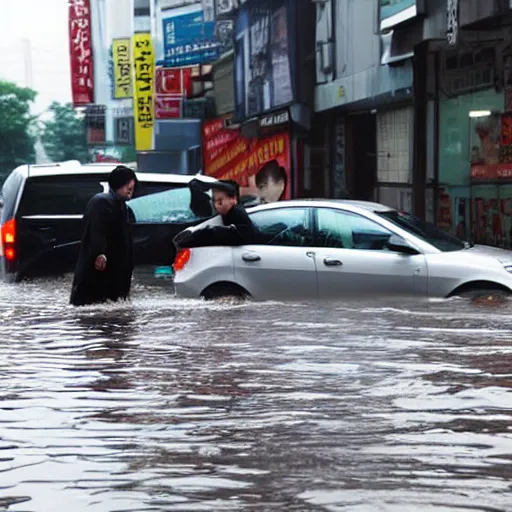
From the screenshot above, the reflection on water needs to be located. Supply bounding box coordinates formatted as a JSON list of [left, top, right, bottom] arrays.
[[1, 276, 512, 511]]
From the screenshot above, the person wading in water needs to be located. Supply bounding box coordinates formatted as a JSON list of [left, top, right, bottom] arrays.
[[70, 166, 137, 306]]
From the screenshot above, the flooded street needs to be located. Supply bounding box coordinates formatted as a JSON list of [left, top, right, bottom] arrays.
[[1, 276, 512, 511]]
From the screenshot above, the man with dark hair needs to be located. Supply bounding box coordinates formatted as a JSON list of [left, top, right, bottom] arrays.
[[70, 165, 138, 306], [175, 178, 259, 250], [255, 160, 287, 203]]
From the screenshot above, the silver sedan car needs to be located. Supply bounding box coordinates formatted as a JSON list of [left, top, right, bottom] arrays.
[[173, 200, 512, 301]]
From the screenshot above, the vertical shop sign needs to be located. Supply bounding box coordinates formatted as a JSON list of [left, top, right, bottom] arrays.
[[69, 0, 94, 106], [112, 39, 132, 99], [132, 33, 155, 151], [446, 0, 458, 46]]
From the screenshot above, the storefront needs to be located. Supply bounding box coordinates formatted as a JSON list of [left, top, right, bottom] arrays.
[[436, 46, 512, 248]]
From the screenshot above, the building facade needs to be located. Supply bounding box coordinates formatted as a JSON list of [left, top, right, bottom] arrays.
[[312, 0, 512, 249]]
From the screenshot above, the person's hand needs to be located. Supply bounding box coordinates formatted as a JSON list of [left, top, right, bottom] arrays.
[[95, 254, 107, 271]]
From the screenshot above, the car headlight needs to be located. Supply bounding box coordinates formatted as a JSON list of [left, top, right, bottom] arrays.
[[504, 265, 512, 274]]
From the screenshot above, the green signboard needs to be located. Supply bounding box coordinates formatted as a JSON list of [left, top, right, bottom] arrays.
[[380, 0, 415, 21]]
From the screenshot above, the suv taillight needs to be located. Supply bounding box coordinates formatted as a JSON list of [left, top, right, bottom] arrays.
[[1, 219, 16, 261]]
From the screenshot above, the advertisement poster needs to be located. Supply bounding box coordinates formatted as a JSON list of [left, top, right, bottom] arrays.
[[437, 186, 512, 248], [112, 39, 132, 99], [471, 112, 512, 180], [203, 118, 291, 203], [162, 6, 218, 67], [69, 0, 94, 106], [132, 33, 155, 152], [235, 0, 293, 120]]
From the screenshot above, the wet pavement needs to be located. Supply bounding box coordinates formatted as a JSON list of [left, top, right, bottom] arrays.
[[1, 275, 512, 511]]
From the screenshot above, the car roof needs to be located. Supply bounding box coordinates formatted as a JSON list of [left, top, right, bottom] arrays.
[[247, 199, 395, 214], [11, 162, 216, 184]]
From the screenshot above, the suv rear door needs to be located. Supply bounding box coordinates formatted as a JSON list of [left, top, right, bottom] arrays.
[[16, 173, 109, 277]]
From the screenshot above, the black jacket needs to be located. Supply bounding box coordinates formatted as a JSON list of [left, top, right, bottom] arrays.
[[174, 204, 260, 250], [70, 191, 134, 306]]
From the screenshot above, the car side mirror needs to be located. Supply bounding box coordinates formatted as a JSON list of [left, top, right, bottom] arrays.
[[387, 234, 418, 255]]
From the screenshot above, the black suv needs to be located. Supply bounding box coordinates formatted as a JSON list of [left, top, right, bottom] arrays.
[[0, 162, 215, 282]]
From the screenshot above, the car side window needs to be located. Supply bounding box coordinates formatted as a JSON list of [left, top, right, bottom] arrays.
[[128, 187, 204, 223], [315, 208, 393, 250], [249, 208, 312, 247]]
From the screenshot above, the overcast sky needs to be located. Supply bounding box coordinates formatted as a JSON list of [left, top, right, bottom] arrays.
[[0, 0, 71, 114]]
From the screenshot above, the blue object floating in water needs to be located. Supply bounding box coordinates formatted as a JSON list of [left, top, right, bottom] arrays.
[[154, 266, 173, 278]]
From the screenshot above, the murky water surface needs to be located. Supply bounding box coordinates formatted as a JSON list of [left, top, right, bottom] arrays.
[[1, 275, 512, 511]]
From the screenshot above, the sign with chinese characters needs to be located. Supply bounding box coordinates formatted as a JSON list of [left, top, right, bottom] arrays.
[[162, 6, 218, 67], [446, 0, 458, 46], [69, 0, 94, 106], [132, 33, 155, 151], [112, 39, 132, 99], [203, 117, 291, 203]]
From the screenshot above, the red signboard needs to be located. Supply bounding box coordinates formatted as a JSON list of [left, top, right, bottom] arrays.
[[155, 96, 182, 119], [155, 66, 194, 96], [154, 66, 196, 120], [69, 0, 94, 106], [203, 117, 291, 202]]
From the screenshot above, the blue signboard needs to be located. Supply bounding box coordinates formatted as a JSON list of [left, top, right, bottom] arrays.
[[380, 0, 415, 20], [162, 10, 218, 67]]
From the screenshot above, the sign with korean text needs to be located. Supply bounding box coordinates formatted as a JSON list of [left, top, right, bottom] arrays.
[[203, 117, 291, 203], [69, 0, 94, 106], [132, 33, 155, 151], [162, 6, 218, 67], [112, 39, 132, 99]]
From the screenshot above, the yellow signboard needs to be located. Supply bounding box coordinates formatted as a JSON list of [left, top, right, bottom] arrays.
[[132, 33, 155, 151], [112, 39, 132, 99]]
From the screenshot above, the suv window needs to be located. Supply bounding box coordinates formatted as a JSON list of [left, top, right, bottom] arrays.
[[18, 175, 109, 216], [250, 208, 312, 247], [315, 208, 392, 250], [128, 187, 205, 223], [1, 171, 24, 221]]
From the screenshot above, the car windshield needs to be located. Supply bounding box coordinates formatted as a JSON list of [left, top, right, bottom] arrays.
[[377, 210, 466, 252]]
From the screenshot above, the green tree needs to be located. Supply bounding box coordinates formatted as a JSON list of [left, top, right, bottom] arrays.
[[41, 102, 90, 164], [0, 80, 37, 183]]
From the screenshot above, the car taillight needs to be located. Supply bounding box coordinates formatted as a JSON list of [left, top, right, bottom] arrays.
[[174, 248, 191, 272], [1, 219, 16, 261]]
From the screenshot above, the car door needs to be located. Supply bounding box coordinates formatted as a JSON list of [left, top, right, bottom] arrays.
[[313, 207, 428, 299], [128, 186, 210, 266], [232, 207, 317, 300]]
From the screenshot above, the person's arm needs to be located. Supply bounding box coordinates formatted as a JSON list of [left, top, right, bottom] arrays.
[[189, 178, 213, 218], [87, 198, 112, 270]]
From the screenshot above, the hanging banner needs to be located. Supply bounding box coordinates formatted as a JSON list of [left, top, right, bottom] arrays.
[[132, 33, 155, 151], [203, 117, 291, 203], [112, 39, 132, 99], [69, 0, 94, 106]]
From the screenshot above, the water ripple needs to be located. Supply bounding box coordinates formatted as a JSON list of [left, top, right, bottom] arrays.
[[0, 276, 512, 511]]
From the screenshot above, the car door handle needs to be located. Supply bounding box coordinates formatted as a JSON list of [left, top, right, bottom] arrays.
[[324, 257, 343, 267], [242, 253, 261, 262]]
